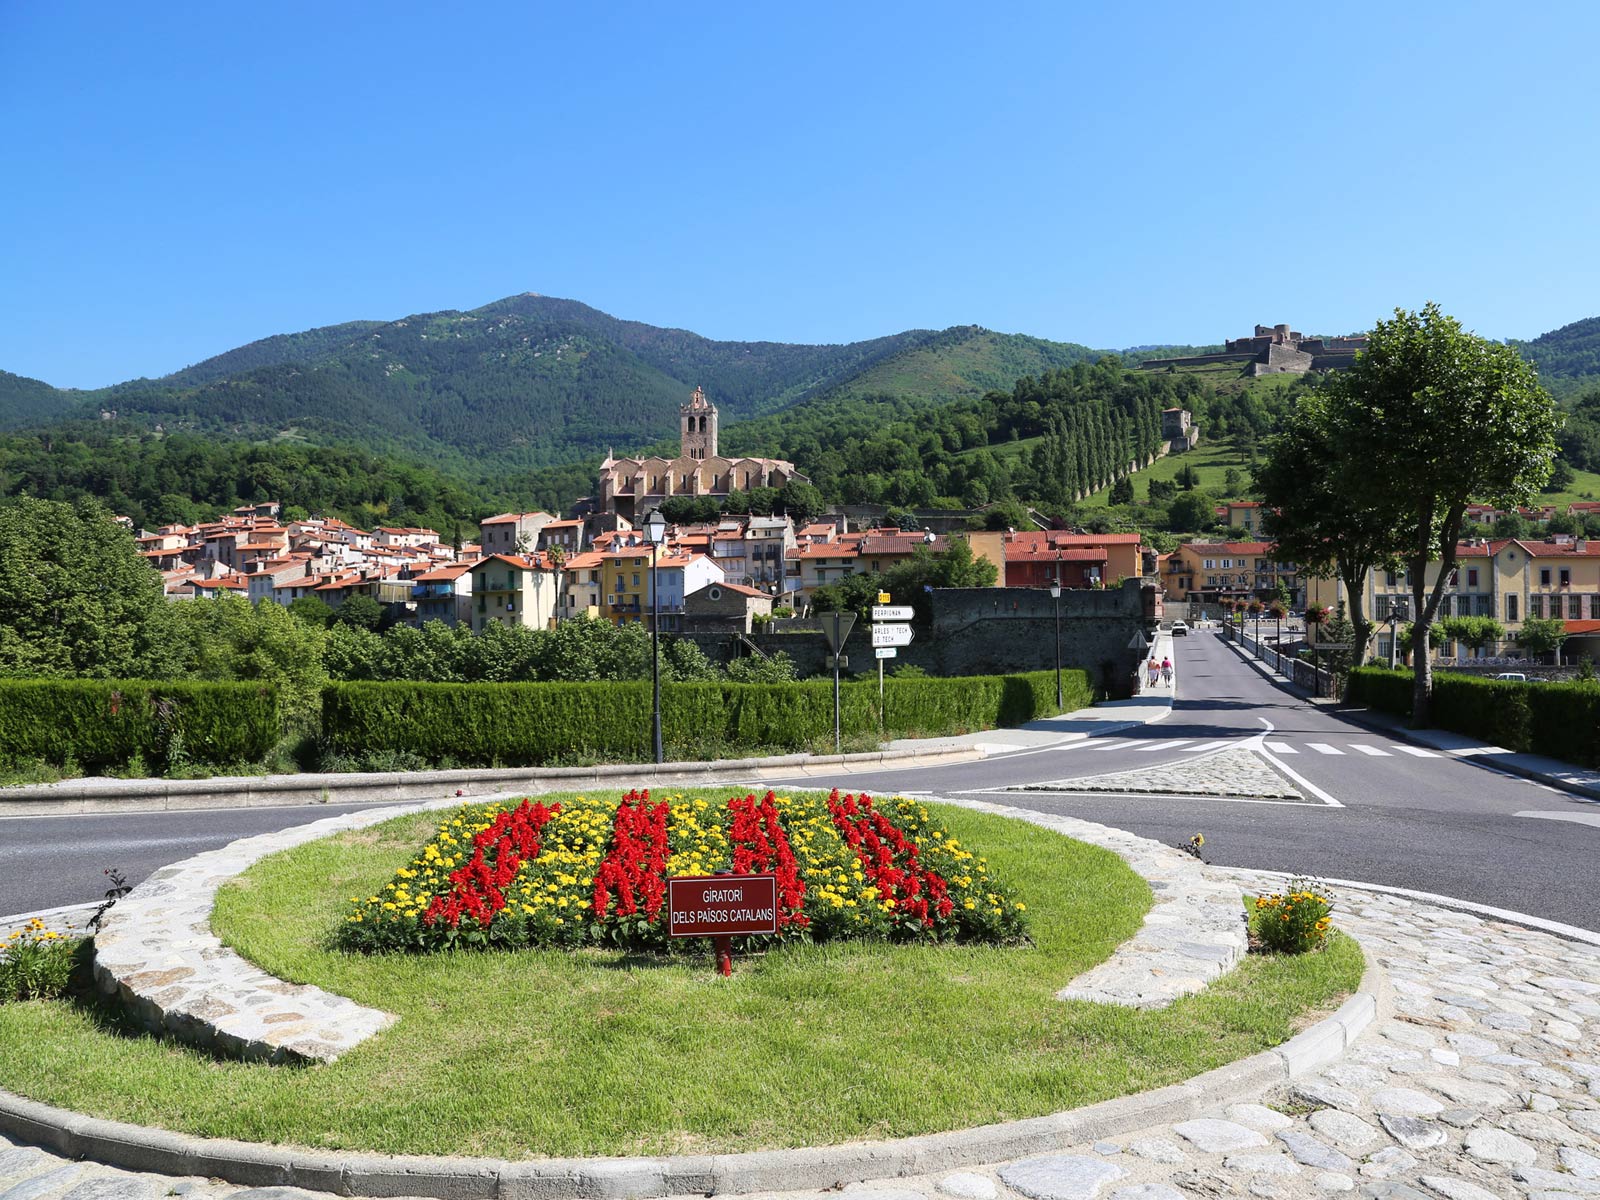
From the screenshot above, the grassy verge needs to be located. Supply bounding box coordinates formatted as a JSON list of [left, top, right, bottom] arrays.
[[0, 794, 1362, 1157]]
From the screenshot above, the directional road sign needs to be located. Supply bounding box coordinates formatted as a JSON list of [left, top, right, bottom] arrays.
[[871, 605, 915, 622], [871, 623, 914, 648], [875, 647, 897, 659], [819, 611, 856, 653]]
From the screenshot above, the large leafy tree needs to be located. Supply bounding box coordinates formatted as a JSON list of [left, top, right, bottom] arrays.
[[1259, 386, 1404, 667], [1340, 304, 1560, 724], [0, 496, 182, 679]]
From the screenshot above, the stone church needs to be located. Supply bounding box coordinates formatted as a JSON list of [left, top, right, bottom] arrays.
[[597, 387, 810, 521]]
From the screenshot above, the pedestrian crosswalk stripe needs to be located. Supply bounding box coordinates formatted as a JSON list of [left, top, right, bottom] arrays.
[[1395, 745, 1438, 757], [1353, 744, 1391, 757], [1181, 740, 1231, 752], [1307, 742, 1344, 755], [1135, 739, 1191, 752], [1092, 739, 1129, 750], [1265, 741, 1297, 753]]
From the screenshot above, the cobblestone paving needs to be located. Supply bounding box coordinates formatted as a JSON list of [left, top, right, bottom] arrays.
[[3, 880, 1597, 1199], [1010, 745, 1308, 801]]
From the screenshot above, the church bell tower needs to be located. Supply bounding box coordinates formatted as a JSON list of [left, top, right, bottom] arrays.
[[681, 386, 718, 460]]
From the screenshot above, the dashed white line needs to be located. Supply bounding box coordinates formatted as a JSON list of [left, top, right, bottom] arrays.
[[1307, 742, 1344, 755], [1181, 740, 1232, 752], [1395, 746, 1439, 758], [1134, 739, 1192, 752], [1265, 741, 1297, 754], [1353, 744, 1391, 757]]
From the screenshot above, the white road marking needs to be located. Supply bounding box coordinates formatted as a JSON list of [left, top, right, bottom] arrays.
[[1092, 739, 1130, 750], [1353, 744, 1391, 757], [1264, 741, 1297, 753], [1395, 746, 1438, 758], [1134, 739, 1192, 752], [973, 787, 1334, 808], [1515, 810, 1600, 829], [1255, 718, 1344, 808], [1181, 740, 1232, 752], [1307, 742, 1344, 755]]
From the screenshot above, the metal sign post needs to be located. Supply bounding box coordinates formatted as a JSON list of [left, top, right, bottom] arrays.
[[875, 593, 891, 734], [819, 611, 857, 753]]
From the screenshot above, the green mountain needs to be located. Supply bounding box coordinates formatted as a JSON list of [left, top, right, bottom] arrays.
[[0, 371, 77, 431], [161, 320, 387, 387], [1512, 317, 1600, 398], [10, 295, 1102, 476]]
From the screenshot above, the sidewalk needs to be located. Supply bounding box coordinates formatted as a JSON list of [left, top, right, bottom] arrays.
[[1224, 629, 1600, 805]]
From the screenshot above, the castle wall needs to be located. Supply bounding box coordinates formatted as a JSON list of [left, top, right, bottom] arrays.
[[681, 579, 1156, 698]]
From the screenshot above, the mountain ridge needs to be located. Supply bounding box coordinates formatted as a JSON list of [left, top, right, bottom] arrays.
[[6, 297, 1597, 468]]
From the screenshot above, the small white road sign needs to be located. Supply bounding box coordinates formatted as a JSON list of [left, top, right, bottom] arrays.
[[871, 605, 916, 622], [870, 624, 914, 648]]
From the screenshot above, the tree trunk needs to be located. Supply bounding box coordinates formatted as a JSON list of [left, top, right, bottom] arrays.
[[1410, 517, 1463, 729], [1340, 563, 1374, 666]]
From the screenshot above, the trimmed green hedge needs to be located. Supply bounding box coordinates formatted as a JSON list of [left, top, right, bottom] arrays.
[[0, 680, 280, 771], [321, 669, 1096, 767], [1347, 666, 1600, 766]]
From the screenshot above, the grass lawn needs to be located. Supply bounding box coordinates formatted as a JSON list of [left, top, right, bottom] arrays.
[[0, 794, 1363, 1158], [1082, 441, 1255, 508]]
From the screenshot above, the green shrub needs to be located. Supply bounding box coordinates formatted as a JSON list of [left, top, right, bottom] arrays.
[[1345, 666, 1412, 715], [0, 680, 279, 772], [1251, 880, 1335, 954], [320, 669, 1096, 767], [0, 922, 79, 1002], [1349, 666, 1600, 766]]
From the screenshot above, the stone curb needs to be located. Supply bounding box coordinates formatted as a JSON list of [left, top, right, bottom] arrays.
[[0, 744, 982, 818], [0, 960, 1386, 1199], [0, 804, 1388, 1199]]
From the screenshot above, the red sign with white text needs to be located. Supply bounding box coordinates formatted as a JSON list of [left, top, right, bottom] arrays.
[[667, 874, 778, 938]]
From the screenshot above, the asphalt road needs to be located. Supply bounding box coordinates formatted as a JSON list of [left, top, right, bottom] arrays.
[[3, 630, 1597, 930]]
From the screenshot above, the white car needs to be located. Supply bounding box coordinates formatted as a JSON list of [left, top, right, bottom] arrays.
[[1170, 621, 1189, 636], [1493, 672, 1527, 682]]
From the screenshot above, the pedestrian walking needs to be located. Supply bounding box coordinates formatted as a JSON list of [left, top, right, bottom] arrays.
[[1147, 657, 1160, 689], [1161, 656, 1172, 685]]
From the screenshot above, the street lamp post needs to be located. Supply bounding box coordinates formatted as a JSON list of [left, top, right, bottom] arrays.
[[1050, 577, 1063, 710], [644, 508, 667, 763]]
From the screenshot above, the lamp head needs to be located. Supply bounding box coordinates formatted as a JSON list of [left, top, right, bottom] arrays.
[[644, 509, 667, 545], [1050, 583, 1061, 599]]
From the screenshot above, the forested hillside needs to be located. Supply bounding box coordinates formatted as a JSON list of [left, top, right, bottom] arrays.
[[0, 371, 75, 431], [725, 358, 1298, 510], [0, 427, 518, 534], [19, 295, 1106, 475], [2, 296, 1590, 525], [1513, 316, 1600, 397], [159, 320, 386, 387]]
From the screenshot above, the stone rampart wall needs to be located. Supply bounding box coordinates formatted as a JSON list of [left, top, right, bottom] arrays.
[[683, 580, 1156, 697]]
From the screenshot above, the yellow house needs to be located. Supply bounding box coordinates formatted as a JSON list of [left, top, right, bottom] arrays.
[[1164, 541, 1295, 605], [601, 550, 652, 624], [1223, 502, 1266, 535]]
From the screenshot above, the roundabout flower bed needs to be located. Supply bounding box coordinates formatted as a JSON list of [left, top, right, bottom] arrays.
[[339, 789, 1027, 953], [0, 792, 1363, 1159]]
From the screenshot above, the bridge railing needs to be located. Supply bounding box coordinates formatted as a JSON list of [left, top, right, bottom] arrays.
[[1220, 618, 1336, 698]]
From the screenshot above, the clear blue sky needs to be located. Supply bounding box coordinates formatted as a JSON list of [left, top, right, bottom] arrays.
[[3, 1, 1597, 389]]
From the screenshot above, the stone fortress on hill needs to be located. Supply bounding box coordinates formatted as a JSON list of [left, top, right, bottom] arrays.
[[1141, 323, 1369, 376], [595, 386, 811, 521]]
